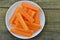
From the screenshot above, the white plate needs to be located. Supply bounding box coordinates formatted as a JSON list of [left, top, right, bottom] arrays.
[[5, 1, 45, 39]]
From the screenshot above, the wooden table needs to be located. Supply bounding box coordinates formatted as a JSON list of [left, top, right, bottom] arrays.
[[0, 0, 60, 40]]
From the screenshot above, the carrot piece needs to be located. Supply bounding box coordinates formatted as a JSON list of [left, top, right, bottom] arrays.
[[9, 13, 16, 24], [23, 7, 28, 12], [12, 24, 34, 34], [14, 18, 23, 28], [10, 28, 32, 37], [34, 12, 40, 24], [25, 21, 40, 30], [28, 9, 35, 17], [22, 16, 28, 21], [22, 11, 34, 22], [16, 12, 29, 30], [15, 26, 34, 34], [9, 6, 20, 24], [19, 7, 34, 22], [21, 2, 39, 11]]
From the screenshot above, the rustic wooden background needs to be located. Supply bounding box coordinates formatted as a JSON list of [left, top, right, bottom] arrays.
[[0, 0, 60, 40]]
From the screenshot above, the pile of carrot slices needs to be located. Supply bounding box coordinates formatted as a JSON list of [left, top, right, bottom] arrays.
[[9, 2, 41, 37]]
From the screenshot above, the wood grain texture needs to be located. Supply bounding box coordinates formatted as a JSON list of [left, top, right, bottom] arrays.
[[0, 0, 17, 7], [0, 8, 8, 31], [0, 8, 60, 40], [32, 0, 60, 2], [0, 0, 60, 9], [0, 30, 60, 40], [36, 2, 60, 9]]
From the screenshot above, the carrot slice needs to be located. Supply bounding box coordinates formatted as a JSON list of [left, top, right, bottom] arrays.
[[22, 16, 28, 21], [10, 28, 32, 37], [14, 18, 23, 28], [25, 21, 40, 30], [21, 2, 39, 11], [28, 9, 35, 17], [16, 12, 28, 30], [9, 6, 20, 24], [9, 13, 16, 24], [15, 26, 34, 34], [13, 24, 34, 34], [34, 12, 40, 24], [23, 7, 28, 12], [19, 7, 34, 22]]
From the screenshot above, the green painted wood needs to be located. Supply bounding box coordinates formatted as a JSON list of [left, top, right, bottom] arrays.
[[44, 9, 60, 23], [0, 8, 60, 40], [32, 0, 60, 2], [0, 0, 17, 7], [30, 31, 60, 40], [0, 30, 60, 40], [43, 9, 60, 32], [0, 8, 8, 31], [0, 0, 60, 9], [36, 2, 60, 9]]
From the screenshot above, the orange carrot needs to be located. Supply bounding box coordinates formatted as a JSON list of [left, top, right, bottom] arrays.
[[21, 2, 39, 11], [25, 21, 40, 30], [9, 13, 16, 24], [10, 28, 32, 37], [16, 12, 29, 30], [15, 26, 34, 34], [14, 18, 23, 28], [23, 7, 28, 12], [28, 9, 35, 17], [34, 12, 40, 24], [19, 7, 34, 22], [9, 6, 20, 24], [13, 24, 34, 34], [22, 16, 28, 21]]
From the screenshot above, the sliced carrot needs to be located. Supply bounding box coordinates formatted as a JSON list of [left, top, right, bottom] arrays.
[[14, 18, 23, 28], [28, 9, 35, 17], [34, 13, 40, 24], [25, 21, 40, 30], [9, 14, 16, 24], [15, 26, 34, 34], [22, 9, 34, 22], [13, 24, 34, 34], [22, 16, 28, 21], [19, 7, 34, 22], [23, 7, 28, 12], [10, 28, 32, 37], [16, 12, 28, 30], [9, 6, 20, 24], [21, 2, 39, 11]]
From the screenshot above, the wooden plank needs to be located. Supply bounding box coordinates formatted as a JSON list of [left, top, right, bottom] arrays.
[[0, 30, 21, 40], [32, 0, 60, 9], [0, 8, 8, 30], [44, 9, 60, 23], [0, 30, 60, 40], [32, 0, 60, 2], [0, 0, 60, 9], [36, 2, 60, 9], [0, 0, 17, 7], [30, 31, 60, 40], [44, 9, 60, 32]]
